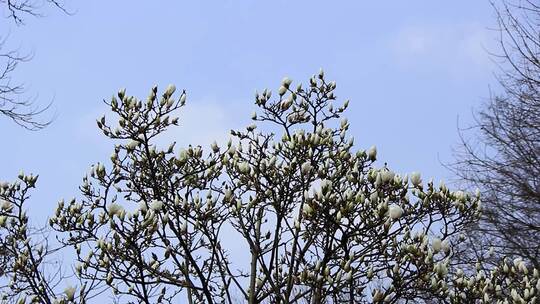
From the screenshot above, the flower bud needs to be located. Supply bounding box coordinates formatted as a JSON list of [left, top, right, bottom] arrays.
[[340, 118, 348, 130], [1, 200, 12, 212], [150, 200, 163, 211], [211, 141, 220, 153], [107, 203, 123, 217], [238, 162, 251, 174], [118, 88, 126, 99], [64, 285, 76, 301], [126, 140, 139, 150], [432, 238, 442, 253], [367, 146, 377, 161], [302, 203, 313, 215], [511, 289, 519, 302], [278, 86, 287, 96], [381, 170, 395, 184], [181, 222, 187, 232], [165, 84, 176, 97], [410, 172, 422, 186], [280, 98, 293, 111], [372, 290, 383, 302], [301, 161, 312, 175], [179, 93, 187, 105], [388, 204, 403, 220], [281, 77, 292, 88], [318, 68, 324, 79]]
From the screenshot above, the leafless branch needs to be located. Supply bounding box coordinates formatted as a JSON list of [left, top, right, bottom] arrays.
[[450, 0, 540, 270]]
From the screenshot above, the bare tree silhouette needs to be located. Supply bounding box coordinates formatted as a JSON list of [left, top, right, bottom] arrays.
[[451, 0, 540, 269]]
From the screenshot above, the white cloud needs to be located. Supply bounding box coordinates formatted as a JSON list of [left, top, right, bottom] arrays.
[[155, 100, 236, 150], [393, 27, 431, 55], [387, 23, 494, 70]]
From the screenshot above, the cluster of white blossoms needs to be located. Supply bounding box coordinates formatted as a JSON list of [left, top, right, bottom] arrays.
[[217, 73, 494, 302], [431, 237, 450, 254], [2, 74, 539, 303]]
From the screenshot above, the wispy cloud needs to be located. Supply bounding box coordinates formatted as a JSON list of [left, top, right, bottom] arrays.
[[387, 23, 495, 71], [155, 99, 237, 150]]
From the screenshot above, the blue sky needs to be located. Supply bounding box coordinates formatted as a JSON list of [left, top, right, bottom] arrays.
[[1, 1, 499, 221]]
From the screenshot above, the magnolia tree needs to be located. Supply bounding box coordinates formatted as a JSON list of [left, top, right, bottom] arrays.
[[0, 72, 539, 303]]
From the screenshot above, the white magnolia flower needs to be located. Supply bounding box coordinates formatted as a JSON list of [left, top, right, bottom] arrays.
[[410, 172, 422, 186], [211, 141, 220, 153], [278, 85, 287, 96], [513, 257, 527, 273], [388, 204, 403, 220], [64, 285, 76, 301], [366, 267, 373, 279], [1, 200, 11, 211], [367, 146, 377, 161], [107, 203, 124, 217], [340, 118, 348, 129], [180, 93, 187, 104], [302, 203, 313, 215], [320, 179, 333, 192], [165, 84, 176, 96], [336, 211, 342, 222], [238, 162, 251, 174], [178, 149, 188, 162], [150, 200, 164, 211], [372, 290, 384, 302], [432, 238, 442, 253], [280, 98, 293, 111], [281, 77, 292, 87], [434, 262, 448, 276], [511, 288, 519, 301], [381, 170, 395, 183], [301, 161, 312, 175], [329, 80, 337, 89], [224, 189, 233, 202]]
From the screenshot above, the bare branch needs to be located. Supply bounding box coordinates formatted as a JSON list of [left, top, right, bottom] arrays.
[[1, 0, 72, 25], [450, 0, 540, 270]]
